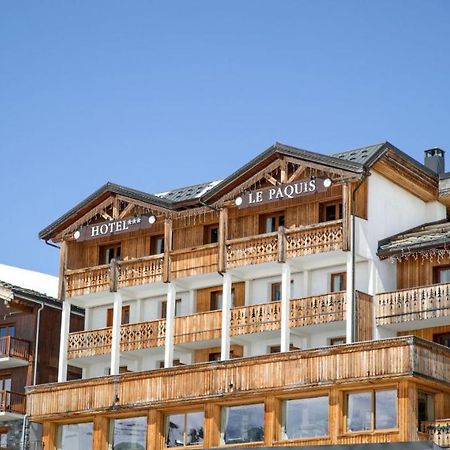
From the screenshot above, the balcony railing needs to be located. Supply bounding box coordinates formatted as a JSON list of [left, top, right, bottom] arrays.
[[0, 336, 30, 361], [421, 419, 450, 448], [0, 390, 25, 415], [67, 292, 347, 360], [28, 337, 450, 420], [376, 282, 450, 326], [65, 220, 343, 298]]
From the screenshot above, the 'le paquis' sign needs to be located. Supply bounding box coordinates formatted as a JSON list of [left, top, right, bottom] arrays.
[[74, 215, 156, 242], [235, 177, 332, 208]]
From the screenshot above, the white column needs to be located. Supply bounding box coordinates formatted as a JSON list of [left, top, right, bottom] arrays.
[[220, 273, 232, 360], [57, 298, 71, 382], [84, 307, 91, 330], [244, 280, 251, 305], [135, 298, 143, 323], [302, 270, 310, 298], [280, 263, 291, 352], [346, 250, 354, 344], [164, 283, 176, 368], [110, 292, 123, 375], [188, 289, 196, 315]]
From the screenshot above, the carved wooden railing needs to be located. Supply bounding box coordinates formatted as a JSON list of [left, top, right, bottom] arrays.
[[230, 301, 281, 335], [226, 232, 279, 268], [376, 282, 450, 326], [421, 419, 450, 448], [0, 336, 30, 361], [120, 319, 166, 352], [65, 264, 110, 298], [68, 327, 113, 359], [0, 390, 26, 414], [118, 255, 164, 289], [285, 220, 343, 258], [171, 243, 218, 279]]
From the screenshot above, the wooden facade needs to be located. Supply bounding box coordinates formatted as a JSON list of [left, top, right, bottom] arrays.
[[27, 338, 450, 449]]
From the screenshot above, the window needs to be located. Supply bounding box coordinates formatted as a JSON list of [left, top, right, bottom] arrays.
[[433, 332, 450, 348], [159, 359, 183, 369], [150, 235, 165, 255], [204, 224, 219, 244], [271, 280, 294, 301], [209, 289, 235, 311], [106, 366, 132, 375], [319, 201, 342, 222], [208, 347, 242, 361], [0, 325, 15, 338], [165, 411, 204, 447], [346, 389, 397, 432], [0, 378, 11, 392], [109, 416, 147, 450], [161, 299, 182, 319], [106, 305, 130, 327], [57, 422, 93, 450], [99, 243, 121, 265], [418, 391, 434, 429], [433, 265, 450, 284], [0, 430, 7, 449], [269, 344, 299, 353], [330, 272, 346, 292], [259, 213, 285, 234], [282, 396, 329, 439], [330, 337, 346, 346], [221, 404, 264, 444]]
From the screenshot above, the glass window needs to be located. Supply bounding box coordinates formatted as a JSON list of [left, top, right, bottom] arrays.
[[282, 396, 329, 439], [433, 332, 450, 348], [259, 213, 285, 234], [166, 412, 204, 447], [221, 404, 264, 445], [150, 235, 165, 255], [418, 391, 434, 427], [330, 273, 346, 292], [99, 243, 121, 265], [106, 306, 130, 327], [347, 392, 372, 432], [271, 283, 281, 301], [161, 299, 182, 319], [210, 289, 235, 311], [347, 389, 397, 432], [109, 416, 147, 450], [57, 422, 93, 450], [433, 265, 450, 283], [375, 390, 397, 429]]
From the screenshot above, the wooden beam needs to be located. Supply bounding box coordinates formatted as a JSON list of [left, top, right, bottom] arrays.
[[93, 416, 108, 450], [163, 218, 173, 283], [280, 159, 287, 183], [277, 226, 286, 263], [58, 241, 67, 301], [119, 202, 136, 219], [42, 421, 56, 450], [100, 211, 113, 221], [112, 196, 119, 220], [287, 165, 307, 183], [109, 258, 119, 293], [264, 174, 278, 186], [218, 207, 228, 273]]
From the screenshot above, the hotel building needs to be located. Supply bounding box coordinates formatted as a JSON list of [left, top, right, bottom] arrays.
[[28, 142, 450, 449]]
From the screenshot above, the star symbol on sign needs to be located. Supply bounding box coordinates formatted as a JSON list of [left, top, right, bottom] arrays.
[[136, 217, 141, 223]]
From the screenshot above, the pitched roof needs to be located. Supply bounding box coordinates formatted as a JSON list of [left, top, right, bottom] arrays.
[[378, 220, 450, 258], [332, 143, 386, 166], [155, 180, 222, 203]]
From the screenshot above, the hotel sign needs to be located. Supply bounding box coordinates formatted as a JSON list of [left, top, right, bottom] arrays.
[[235, 178, 331, 208], [74, 215, 155, 242]]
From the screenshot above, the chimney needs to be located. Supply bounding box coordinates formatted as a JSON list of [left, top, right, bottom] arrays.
[[424, 147, 445, 174]]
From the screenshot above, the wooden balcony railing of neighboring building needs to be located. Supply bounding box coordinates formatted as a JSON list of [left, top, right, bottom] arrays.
[[0, 390, 26, 415], [67, 292, 349, 360], [376, 282, 450, 326], [64, 220, 343, 298], [0, 336, 30, 361], [421, 419, 450, 448], [27, 337, 450, 420]]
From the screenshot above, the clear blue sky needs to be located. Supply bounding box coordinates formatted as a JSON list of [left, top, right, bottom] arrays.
[[1, 1, 450, 276]]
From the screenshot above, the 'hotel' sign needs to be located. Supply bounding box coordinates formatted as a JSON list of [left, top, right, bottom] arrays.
[[74, 215, 156, 242], [235, 177, 332, 208]]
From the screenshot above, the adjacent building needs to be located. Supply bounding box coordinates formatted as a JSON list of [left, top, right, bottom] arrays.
[[0, 265, 84, 449], [27, 142, 450, 449]]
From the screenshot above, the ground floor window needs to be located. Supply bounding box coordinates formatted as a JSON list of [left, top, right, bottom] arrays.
[[109, 416, 147, 450], [221, 403, 264, 445], [57, 422, 93, 450], [165, 411, 204, 447], [346, 389, 397, 432], [282, 395, 328, 439], [418, 391, 435, 430]]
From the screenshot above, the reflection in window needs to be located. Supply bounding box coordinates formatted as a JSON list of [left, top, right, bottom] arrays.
[[57, 422, 93, 450], [282, 396, 328, 439], [221, 404, 264, 445], [347, 389, 397, 432], [109, 416, 147, 450], [166, 411, 204, 447]]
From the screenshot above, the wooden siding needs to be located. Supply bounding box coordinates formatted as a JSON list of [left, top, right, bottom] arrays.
[[67, 292, 347, 359], [376, 282, 450, 326], [27, 337, 450, 421], [196, 282, 245, 313], [398, 324, 450, 341], [397, 256, 450, 290], [355, 291, 373, 341]]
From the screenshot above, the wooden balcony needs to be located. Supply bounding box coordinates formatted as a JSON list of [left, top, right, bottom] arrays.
[[376, 282, 450, 326], [0, 390, 26, 415], [0, 336, 30, 362], [65, 220, 343, 298], [67, 292, 347, 359], [27, 337, 450, 420], [422, 419, 450, 448]]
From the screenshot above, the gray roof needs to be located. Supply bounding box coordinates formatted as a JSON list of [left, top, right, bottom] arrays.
[[155, 180, 222, 203], [378, 220, 450, 258], [332, 143, 386, 166]]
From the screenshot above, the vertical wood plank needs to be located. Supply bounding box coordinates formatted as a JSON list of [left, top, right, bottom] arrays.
[[148, 410, 162, 450], [42, 421, 57, 450], [342, 182, 351, 252], [204, 403, 220, 448], [58, 241, 67, 301], [277, 226, 286, 263], [93, 415, 109, 450], [329, 388, 341, 444], [218, 207, 228, 273], [109, 258, 119, 292], [264, 396, 276, 446]]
